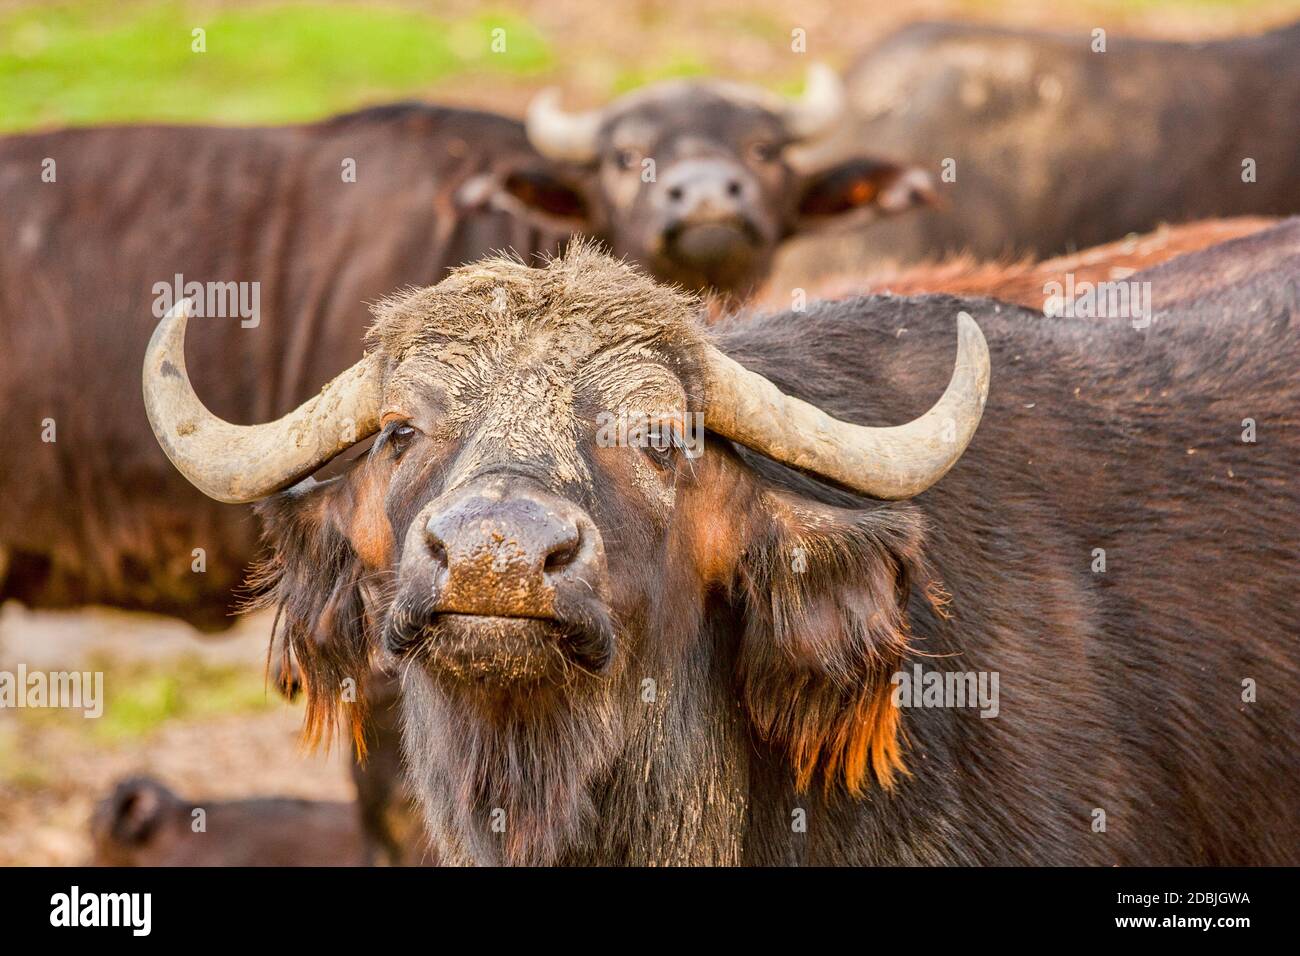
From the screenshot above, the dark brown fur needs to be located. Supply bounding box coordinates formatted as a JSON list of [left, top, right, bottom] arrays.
[[253, 224, 1300, 864]]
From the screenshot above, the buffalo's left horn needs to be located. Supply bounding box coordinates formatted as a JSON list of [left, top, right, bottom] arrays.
[[525, 88, 602, 163], [784, 63, 847, 140], [704, 312, 990, 500], [142, 299, 382, 504]]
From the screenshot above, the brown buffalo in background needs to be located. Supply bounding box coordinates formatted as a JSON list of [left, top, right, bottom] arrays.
[[511, 65, 934, 295]]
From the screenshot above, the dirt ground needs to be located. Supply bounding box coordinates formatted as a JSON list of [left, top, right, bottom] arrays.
[[0, 606, 352, 866]]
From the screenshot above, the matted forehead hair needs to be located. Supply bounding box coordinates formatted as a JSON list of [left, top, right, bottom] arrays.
[[364, 240, 707, 364]]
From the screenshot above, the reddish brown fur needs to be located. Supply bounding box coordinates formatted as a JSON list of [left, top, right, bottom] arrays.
[[745, 217, 1276, 317], [736, 492, 924, 794]]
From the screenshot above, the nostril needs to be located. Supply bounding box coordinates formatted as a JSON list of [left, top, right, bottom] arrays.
[[543, 536, 580, 575], [726, 179, 742, 197], [425, 535, 448, 570], [666, 185, 684, 203]]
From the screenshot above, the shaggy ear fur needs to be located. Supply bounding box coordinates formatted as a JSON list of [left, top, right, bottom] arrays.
[[459, 163, 600, 232], [247, 476, 377, 751], [737, 492, 928, 796]]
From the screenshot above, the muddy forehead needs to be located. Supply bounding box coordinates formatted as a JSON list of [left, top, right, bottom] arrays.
[[369, 245, 703, 351], [366, 246, 708, 488], [371, 248, 703, 404], [383, 331, 689, 418]]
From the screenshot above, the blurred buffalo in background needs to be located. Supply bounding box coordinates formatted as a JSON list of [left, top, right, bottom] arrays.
[[90, 776, 369, 866], [780, 20, 1300, 282]]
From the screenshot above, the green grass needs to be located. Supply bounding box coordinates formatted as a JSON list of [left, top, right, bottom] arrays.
[[0, 1, 552, 131]]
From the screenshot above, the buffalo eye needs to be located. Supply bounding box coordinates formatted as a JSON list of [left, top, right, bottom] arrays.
[[748, 141, 781, 164], [375, 421, 419, 459], [612, 148, 637, 171], [641, 422, 681, 471]]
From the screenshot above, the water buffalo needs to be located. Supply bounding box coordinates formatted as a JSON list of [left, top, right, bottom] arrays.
[[803, 20, 1300, 273], [90, 776, 369, 866], [143, 224, 1299, 865], [511, 64, 934, 295]]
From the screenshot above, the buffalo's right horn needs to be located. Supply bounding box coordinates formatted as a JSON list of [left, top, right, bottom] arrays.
[[525, 88, 602, 163], [142, 299, 382, 504]]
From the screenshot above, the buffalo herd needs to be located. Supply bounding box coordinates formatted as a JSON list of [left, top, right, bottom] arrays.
[[1, 18, 1297, 866]]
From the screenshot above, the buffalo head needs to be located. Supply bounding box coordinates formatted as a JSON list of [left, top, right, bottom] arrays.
[[143, 245, 987, 863], [475, 66, 934, 296]]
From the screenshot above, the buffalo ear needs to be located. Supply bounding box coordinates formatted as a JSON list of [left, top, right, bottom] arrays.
[[736, 491, 928, 796], [458, 163, 597, 230], [502, 167, 592, 222], [249, 475, 376, 751], [792, 158, 937, 232]]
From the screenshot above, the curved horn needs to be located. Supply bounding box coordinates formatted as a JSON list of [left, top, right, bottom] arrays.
[[784, 63, 846, 140], [704, 312, 989, 500], [142, 299, 382, 504], [525, 88, 602, 163]]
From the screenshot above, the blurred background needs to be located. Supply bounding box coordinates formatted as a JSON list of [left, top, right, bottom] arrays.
[[2, 0, 1298, 865]]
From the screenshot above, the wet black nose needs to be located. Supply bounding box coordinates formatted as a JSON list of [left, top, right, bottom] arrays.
[[421, 482, 600, 617]]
